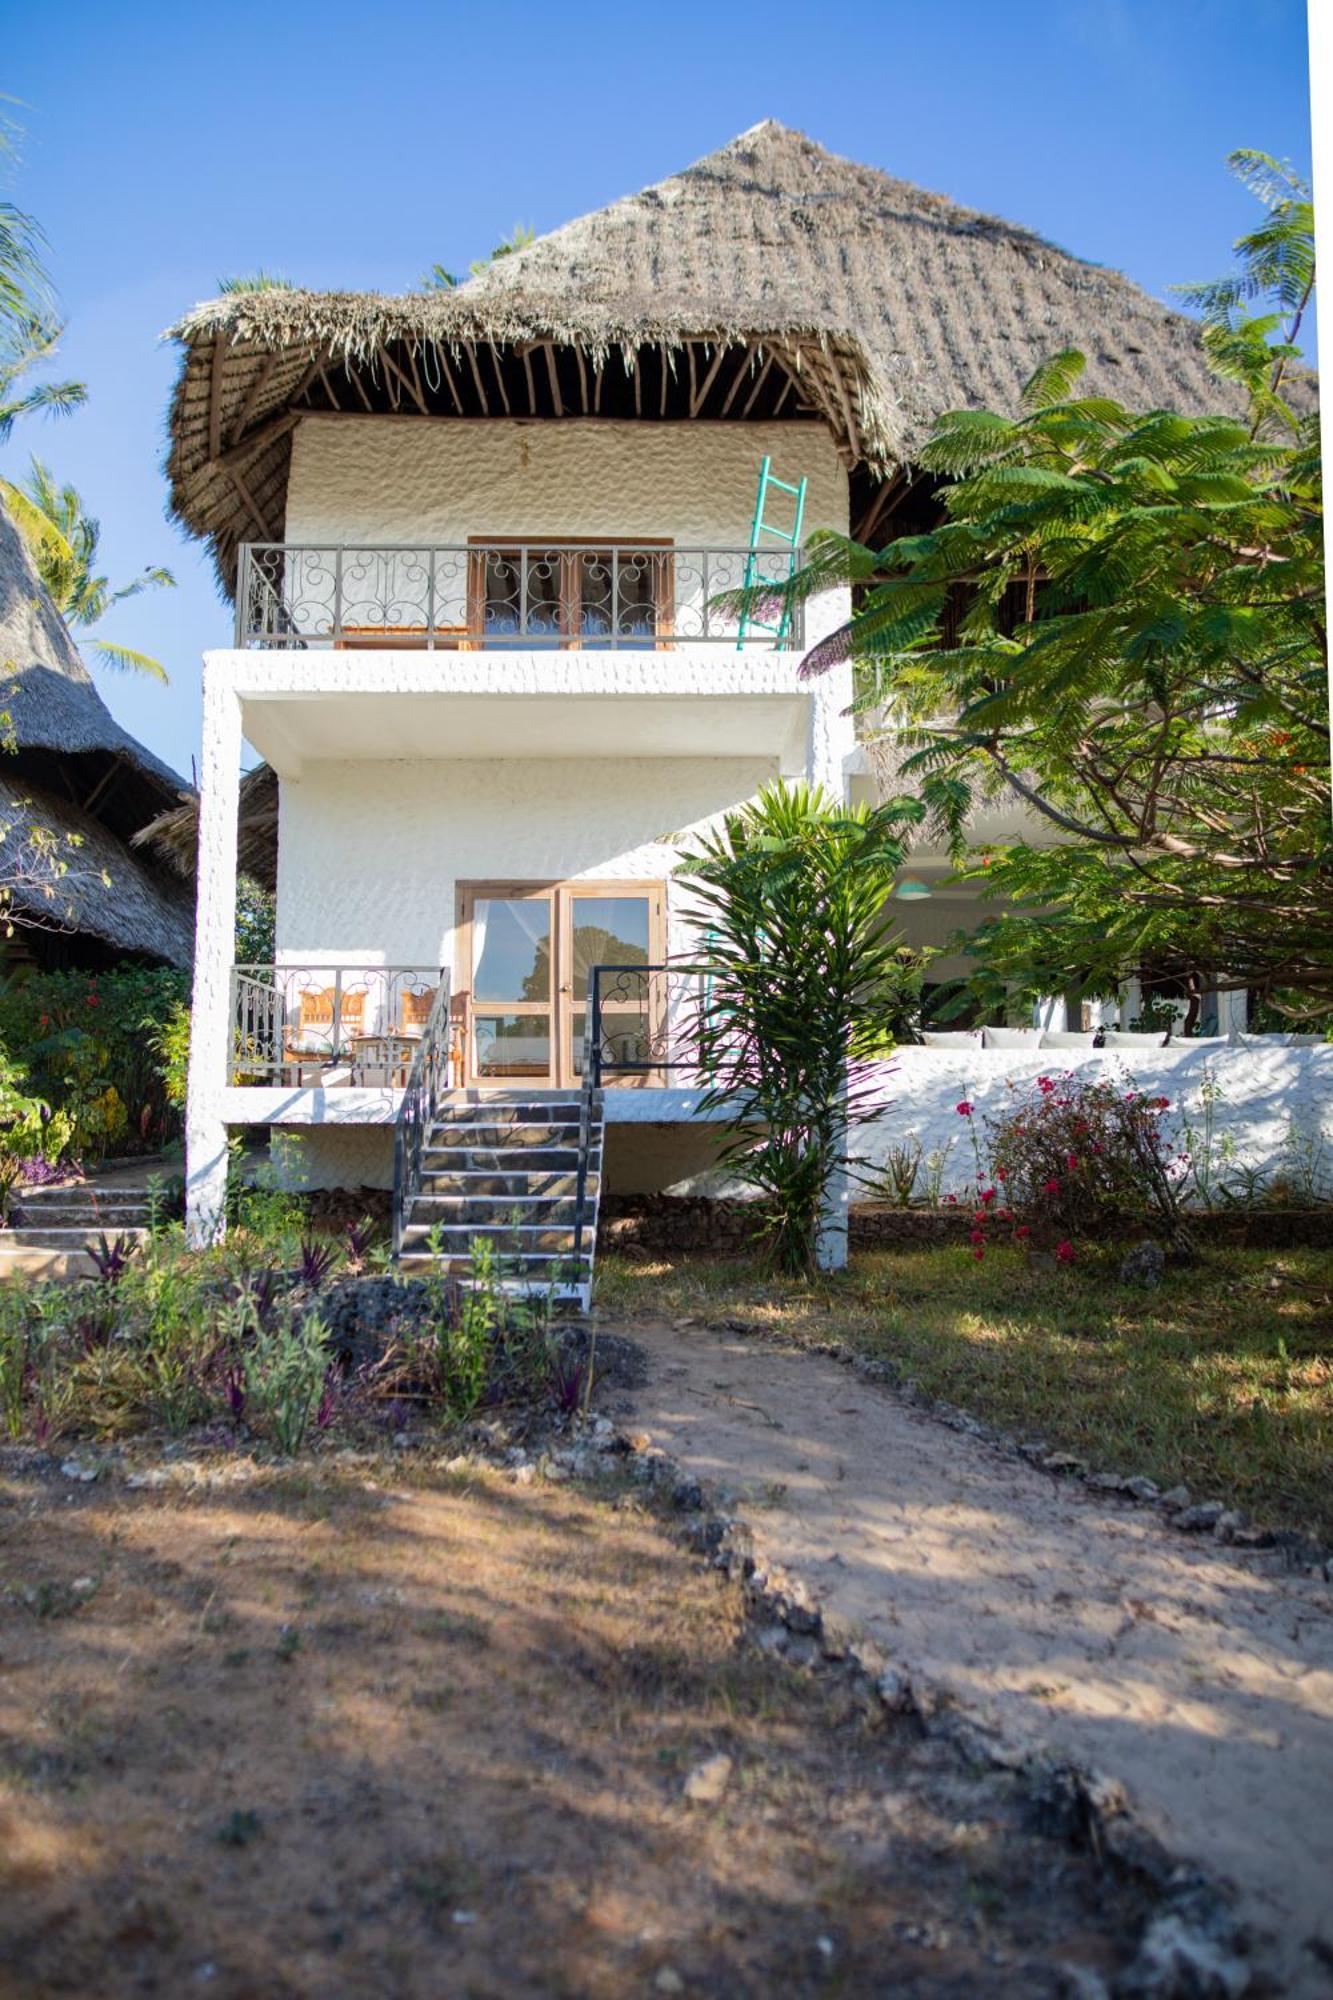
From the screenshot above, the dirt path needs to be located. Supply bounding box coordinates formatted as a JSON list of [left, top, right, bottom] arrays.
[[618, 1320, 1333, 1997]]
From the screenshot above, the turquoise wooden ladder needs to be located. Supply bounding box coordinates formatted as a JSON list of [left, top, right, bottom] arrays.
[[736, 455, 807, 649]]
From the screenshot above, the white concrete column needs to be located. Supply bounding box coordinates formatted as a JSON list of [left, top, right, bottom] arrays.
[[1031, 994, 1068, 1032], [185, 666, 244, 1245], [1118, 977, 1143, 1030], [1216, 986, 1249, 1039]]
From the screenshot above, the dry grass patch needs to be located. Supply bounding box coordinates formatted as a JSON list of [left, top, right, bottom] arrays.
[[596, 1244, 1333, 1541], [0, 1451, 1148, 1997]]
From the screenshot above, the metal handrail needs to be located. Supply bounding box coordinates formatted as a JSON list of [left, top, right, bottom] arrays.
[[392, 972, 453, 1258], [589, 961, 705, 1085], [234, 541, 804, 649], [571, 1009, 598, 1278]]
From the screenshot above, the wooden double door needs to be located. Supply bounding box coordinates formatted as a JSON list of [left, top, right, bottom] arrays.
[[457, 880, 665, 1088]]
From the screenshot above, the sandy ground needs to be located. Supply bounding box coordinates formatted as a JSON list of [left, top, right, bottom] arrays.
[[619, 1320, 1333, 1998], [0, 1450, 1151, 1998]]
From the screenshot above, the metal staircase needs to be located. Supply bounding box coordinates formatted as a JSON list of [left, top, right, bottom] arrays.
[[392, 993, 605, 1309]]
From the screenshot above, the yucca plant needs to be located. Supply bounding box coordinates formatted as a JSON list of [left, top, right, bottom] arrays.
[[679, 781, 922, 1275]]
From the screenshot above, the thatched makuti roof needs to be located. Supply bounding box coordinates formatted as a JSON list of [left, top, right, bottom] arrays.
[[0, 771, 193, 965], [165, 121, 1255, 592], [0, 506, 194, 967], [135, 760, 277, 893]]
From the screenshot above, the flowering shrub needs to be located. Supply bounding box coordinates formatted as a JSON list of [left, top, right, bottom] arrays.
[[984, 1071, 1181, 1242]]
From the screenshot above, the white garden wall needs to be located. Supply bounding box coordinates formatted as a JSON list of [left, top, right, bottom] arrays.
[[858, 1045, 1333, 1203]]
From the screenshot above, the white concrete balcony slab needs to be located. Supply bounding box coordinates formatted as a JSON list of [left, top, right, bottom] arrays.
[[209, 645, 828, 774]]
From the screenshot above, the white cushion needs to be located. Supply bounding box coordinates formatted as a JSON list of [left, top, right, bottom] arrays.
[[1098, 1030, 1168, 1048], [919, 1030, 983, 1049], [982, 1027, 1042, 1049], [1039, 1031, 1098, 1049]]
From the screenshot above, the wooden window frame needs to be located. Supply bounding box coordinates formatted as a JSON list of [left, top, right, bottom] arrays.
[[456, 878, 666, 1088], [466, 537, 675, 650]]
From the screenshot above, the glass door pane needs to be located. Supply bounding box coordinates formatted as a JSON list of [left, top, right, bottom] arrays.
[[564, 890, 656, 1084], [468, 891, 555, 1082]]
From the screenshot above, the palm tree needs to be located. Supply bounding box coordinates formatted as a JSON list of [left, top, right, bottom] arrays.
[[12, 459, 175, 681], [420, 224, 536, 290], [216, 271, 296, 293], [0, 143, 85, 442]]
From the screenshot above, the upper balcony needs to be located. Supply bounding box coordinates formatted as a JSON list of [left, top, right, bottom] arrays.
[[235, 541, 804, 653]]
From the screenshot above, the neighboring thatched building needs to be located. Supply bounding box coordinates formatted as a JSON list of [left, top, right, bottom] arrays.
[[0, 507, 193, 970]]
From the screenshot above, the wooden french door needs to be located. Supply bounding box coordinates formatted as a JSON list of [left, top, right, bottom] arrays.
[[458, 880, 665, 1088]]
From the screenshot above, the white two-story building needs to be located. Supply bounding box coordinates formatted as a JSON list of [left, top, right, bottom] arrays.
[[164, 120, 1234, 1278]]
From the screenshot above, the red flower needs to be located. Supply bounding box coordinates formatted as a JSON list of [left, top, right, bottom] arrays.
[[1055, 1240, 1076, 1264], [1043, 1178, 1060, 1196], [1037, 1076, 1056, 1095], [969, 1228, 986, 1245], [995, 1167, 1007, 1181], [980, 1187, 997, 1205], [1065, 1153, 1079, 1171], [1016, 1225, 1031, 1239], [38, 1013, 49, 1028], [1091, 1142, 1104, 1154], [86, 993, 99, 1008], [956, 1101, 974, 1117], [972, 1245, 985, 1261], [1154, 1096, 1170, 1109], [944, 1193, 958, 1206]]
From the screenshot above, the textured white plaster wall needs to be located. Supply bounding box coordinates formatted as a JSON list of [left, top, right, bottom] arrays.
[[283, 417, 848, 653], [857, 1046, 1333, 1202], [286, 416, 846, 551], [275, 754, 777, 968]]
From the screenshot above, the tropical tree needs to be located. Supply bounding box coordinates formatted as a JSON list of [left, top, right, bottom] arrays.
[[420, 225, 536, 292], [12, 459, 175, 680], [0, 169, 84, 445], [751, 150, 1328, 1024], [679, 782, 921, 1275]]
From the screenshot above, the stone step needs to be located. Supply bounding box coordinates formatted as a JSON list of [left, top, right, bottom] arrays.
[[409, 1194, 580, 1223], [431, 1100, 586, 1125], [401, 1224, 582, 1255], [1, 1225, 151, 1251], [422, 1128, 584, 1160], [10, 1200, 150, 1222], [422, 1146, 596, 1174], [418, 1170, 592, 1199]]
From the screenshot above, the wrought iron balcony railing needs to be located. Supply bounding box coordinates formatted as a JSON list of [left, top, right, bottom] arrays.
[[231, 964, 445, 1086], [234, 542, 803, 650], [587, 962, 714, 1087]]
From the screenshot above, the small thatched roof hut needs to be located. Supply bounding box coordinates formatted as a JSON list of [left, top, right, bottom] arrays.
[[0, 507, 193, 969], [163, 120, 1256, 591]]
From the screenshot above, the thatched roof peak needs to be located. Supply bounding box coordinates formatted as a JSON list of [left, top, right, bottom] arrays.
[[165, 119, 1285, 591]]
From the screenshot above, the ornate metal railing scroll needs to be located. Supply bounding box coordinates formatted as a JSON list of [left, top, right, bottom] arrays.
[[233, 543, 803, 649]]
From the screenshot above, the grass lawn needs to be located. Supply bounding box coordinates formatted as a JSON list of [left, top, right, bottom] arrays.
[[0, 1451, 1147, 1997], [596, 1244, 1333, 1543]]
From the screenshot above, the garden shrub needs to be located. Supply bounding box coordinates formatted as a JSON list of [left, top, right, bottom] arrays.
[[983, 1070, 1182, 1244], [0, 1041, 69, 1213], [0, 965, 190, 1162]]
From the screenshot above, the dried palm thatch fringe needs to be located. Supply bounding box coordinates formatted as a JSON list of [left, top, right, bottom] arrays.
[[164, 121, 1252, 594], [0, 771, 194, 964], [0, 508, 192, 966], [134, 761, 277, 892]]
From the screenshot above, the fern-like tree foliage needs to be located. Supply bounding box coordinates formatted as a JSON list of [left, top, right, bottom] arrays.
[[9, 459, 175, 680], [679, 782, 922, 1275], [758, 151, 1329, 1021]]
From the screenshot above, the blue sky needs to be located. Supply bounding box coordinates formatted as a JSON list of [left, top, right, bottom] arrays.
[[4, 0, 1315, 781]]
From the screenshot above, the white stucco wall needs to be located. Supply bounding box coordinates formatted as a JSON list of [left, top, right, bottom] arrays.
[[274, 753, 778, 971], [857, 1045, 1333, 1204], [286, 415, 847, 553], [281, 416, 848, 654]]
